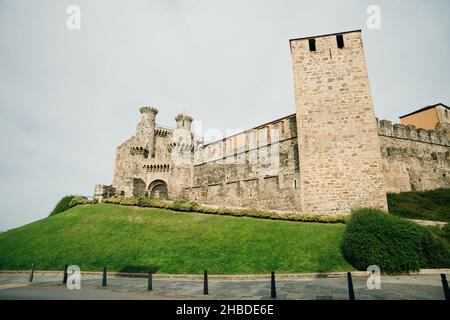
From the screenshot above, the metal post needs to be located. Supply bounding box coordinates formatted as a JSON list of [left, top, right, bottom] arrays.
[[441, 274, 450, 300], [347, 272, 355, 300], [271, 271, 277, 299], [147, 272, 153, 291], [102, 265, 107, 287], [28, 263, 35, 282], [203, 270, 208, 295], [63, 264, 68, 284]]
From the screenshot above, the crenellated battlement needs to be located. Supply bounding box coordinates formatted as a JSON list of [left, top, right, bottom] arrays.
[[377, 119, 450, 146], [175, 114, 193, 122], [139, 106, 159, 115]]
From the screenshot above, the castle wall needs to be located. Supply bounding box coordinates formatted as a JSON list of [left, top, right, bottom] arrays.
[[98, 31, 450, 216], [377, 120, 450, 193], [183, 115, 301, 211], [112, 123, 181, 198], [290, 31, 388, 214]]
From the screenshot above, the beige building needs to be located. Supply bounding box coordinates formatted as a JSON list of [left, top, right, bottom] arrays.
[[400, 103, 450, 130], [94, 30, 450, 215]]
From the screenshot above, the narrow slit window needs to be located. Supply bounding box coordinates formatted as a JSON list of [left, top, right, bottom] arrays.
[[337, 34, 344, 49], [308, 38, 316, 52]]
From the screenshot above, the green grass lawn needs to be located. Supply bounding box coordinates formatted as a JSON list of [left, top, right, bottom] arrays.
[[0, 204, 351, 274]]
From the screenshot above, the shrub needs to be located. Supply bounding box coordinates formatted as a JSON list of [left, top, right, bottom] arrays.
[[99, 197, 348, 224], [343, 208, 450, 274], [69, 196, 92, 208], [103, 197, 139, 206], [137, 197, 168, 209], [168, 200, 197, 212], [443, 224, 450, 244], [49, 195, 77, 216]]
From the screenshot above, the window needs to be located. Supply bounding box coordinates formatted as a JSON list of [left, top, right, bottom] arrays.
[[308, 38, 316, 52], [337, 34, 344, 49]]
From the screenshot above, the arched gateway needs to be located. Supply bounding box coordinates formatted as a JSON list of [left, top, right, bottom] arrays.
[[148, 180, 168, 200]]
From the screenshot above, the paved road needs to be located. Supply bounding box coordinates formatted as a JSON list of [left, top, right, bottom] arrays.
[[0, 285, 178, 300], [0, 273, 447, 300]]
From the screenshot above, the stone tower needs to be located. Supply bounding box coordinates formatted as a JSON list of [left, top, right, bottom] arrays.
[[172, 114, 194, 166], [290, 30, 388, 214], [136, 106, 158, 158], [175, 114, 193, 131]]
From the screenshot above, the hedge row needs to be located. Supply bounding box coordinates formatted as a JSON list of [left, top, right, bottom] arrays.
[[343, 208, 450, 274], [99, 197, 348, 224], [69, 196, 96, 208]]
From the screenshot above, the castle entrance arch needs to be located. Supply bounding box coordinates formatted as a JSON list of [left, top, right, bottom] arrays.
[[148, 180, 168, 200]]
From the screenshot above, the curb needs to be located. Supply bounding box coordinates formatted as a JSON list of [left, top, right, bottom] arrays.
[[1, 269, 449, 281]]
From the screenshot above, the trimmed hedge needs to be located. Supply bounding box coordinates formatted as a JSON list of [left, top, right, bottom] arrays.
[[100, 197, 348, 224], [49, 195, 77, 216], [69, 196, 95, 208], [343, 208, 450, 274]]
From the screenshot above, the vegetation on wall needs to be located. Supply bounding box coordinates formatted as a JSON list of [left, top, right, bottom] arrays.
[[387, 189, 450, 222], [96, 197, 349, 224], [69, 196, 95, 208], [342, 208, 449, 274]]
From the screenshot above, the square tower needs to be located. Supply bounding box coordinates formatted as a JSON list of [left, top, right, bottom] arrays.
[[290, 30, 387, 214]]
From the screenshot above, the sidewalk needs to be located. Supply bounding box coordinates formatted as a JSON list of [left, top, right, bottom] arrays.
[[0, 271, 448, 300]]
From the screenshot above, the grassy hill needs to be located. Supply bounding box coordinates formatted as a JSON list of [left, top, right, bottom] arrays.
[[0, 204, 351, 274]]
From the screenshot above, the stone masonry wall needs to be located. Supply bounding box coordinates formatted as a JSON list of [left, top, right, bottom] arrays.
[[182, 115, 301, 211], [112, 122, 190, 199], [290, 31, 388, 214], [378, 119, 450, 193], [97, 31, 450, 215]]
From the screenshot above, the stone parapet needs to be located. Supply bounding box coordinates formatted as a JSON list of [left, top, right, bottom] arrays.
[[377, 119, 450, 146]]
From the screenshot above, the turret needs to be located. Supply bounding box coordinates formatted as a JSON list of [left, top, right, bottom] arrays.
[[136, 106, 158, 157], [170, 114, 194, 165], [175, 114, 193, 131]]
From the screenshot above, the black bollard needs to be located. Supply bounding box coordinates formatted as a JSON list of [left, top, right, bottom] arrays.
[[102, 265, 107, 287], [147, 272, 153, 291], [441, 274, 450, 300], [28, 263, 35, 283], [63, 264, 68, 284], [203, 270, 208, 295], [271, 271, 277, 299], [347, 272, 355, 300]]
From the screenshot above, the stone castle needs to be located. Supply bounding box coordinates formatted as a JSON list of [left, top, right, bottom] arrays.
[[94, 30, 450, 215]]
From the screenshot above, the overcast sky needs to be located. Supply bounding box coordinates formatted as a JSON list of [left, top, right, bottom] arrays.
[[0, 0, 449, 230]]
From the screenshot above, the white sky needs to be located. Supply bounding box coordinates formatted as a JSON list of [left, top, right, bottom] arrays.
[[0, 0, 449, 230]]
